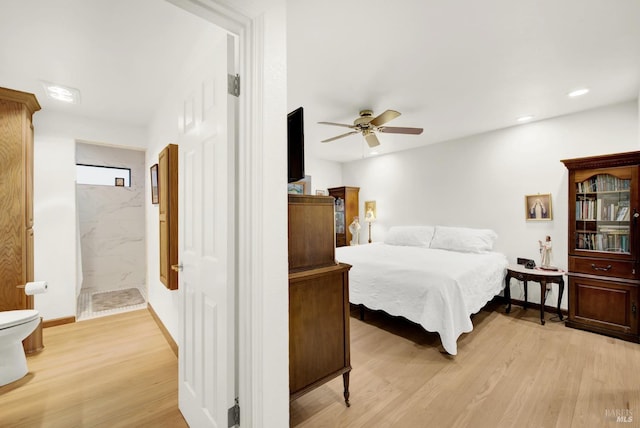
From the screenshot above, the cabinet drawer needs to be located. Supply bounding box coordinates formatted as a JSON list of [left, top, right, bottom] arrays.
[[569, 256, 637, 280], [336, 234, 346, 247]]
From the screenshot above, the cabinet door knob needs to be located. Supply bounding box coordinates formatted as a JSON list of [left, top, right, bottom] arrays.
[[633, 302, 637, 316], [171, 263, 183, 272], [591, 264, 612, 272]]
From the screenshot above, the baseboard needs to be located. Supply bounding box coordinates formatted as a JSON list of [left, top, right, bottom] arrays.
[[43, 316, 76, 328], [147, 303, 178, 357]]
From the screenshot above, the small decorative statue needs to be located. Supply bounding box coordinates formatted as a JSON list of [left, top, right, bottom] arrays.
[[539, 235, 553, 267], [348, 217, 361, 246]]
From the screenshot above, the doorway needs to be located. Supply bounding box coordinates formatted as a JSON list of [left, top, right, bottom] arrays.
[[75, 142, 147, 320]]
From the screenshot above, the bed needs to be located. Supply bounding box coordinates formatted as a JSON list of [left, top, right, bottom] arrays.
[[335, 225, 508, 355]]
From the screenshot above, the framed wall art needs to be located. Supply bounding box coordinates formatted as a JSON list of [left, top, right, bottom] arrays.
[[525, 193, 552, 221]]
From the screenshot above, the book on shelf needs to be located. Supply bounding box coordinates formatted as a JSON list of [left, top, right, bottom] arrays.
[[616, 206, 629, 221]]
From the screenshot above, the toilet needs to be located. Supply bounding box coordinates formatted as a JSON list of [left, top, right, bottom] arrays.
[[0, 309, 40, 386]]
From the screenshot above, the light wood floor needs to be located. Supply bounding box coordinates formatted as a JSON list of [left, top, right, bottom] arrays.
[[0, 309, 187, 428], [2, 305, 638, 428], [291, 303, 640, 428]]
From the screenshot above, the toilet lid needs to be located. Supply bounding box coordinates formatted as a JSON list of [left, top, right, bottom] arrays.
[[0, 310, 39, 329]]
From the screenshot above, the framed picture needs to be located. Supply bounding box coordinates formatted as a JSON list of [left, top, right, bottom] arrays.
[[525, 193, 552, 221], [287, 181, 305, 195], [315, 189, 328, 196], [114, 177, 125, 187], [150, 164, 159, 204]]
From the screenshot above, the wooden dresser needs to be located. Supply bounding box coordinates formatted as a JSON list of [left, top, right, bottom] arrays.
[[288, 194, 352, 406]]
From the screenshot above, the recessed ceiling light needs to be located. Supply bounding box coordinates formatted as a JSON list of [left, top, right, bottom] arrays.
[[517, 115, 534, 123], [42, 81, 81, 104], [369, 151, 379, 156], [568, 88, 589, 98]]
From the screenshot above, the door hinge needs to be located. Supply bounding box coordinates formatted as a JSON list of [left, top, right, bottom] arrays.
[[228, 74, 240, 97], [228, 398, 240, 427]]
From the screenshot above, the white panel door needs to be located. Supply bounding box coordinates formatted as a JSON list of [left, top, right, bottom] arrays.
[[178, 33, 236, 427]]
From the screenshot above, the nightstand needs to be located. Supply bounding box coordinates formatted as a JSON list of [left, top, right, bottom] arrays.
[[505, 264, 565, 325]]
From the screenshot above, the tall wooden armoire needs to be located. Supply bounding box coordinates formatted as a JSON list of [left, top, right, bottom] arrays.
[[0, 87, 42, 352]]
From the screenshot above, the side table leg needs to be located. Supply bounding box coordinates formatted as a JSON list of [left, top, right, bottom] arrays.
[[523, 281, 528, 310], [505, 273, 511, 314], [343, 371, 351, 407], [539, 281, 546, 325], [557, 278, 565, 321]]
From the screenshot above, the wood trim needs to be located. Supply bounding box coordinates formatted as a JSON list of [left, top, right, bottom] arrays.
[[42, 316, 75, 328], [561, 150, 640, 170], [148, 303, 178, 357], [0, 86, 41, 115]]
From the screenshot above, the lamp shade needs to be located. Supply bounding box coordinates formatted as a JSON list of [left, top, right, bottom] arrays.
[[364, 208, 375, 222]]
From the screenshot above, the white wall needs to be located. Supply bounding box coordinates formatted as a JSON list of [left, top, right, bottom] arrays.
[[258, 5, 289, 425], [305, 156, 343, 194], [342, 100, 639, 309], [33, 111, 147, 321]]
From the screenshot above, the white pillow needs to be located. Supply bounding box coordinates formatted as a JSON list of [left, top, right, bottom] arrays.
[[430, 225, 497, 253], [384, 226, 435, 247]]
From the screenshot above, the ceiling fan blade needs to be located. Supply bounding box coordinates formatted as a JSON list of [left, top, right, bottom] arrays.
[[318, 121, 357, 129], [370, 109, 401, 127], [321, 131, 359, 143], [378, 126, 424, 135], [364, 132, 380, 148]]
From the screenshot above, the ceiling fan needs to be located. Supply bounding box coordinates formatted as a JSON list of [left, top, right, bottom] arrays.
[[318, 109, 423, 148]]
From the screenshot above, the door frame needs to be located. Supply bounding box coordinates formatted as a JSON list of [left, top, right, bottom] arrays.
[[166, 1, 278, 425]]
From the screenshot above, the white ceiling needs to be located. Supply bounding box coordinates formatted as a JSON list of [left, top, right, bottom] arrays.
[[0, 0, 215, 127], [288, 0, 640, 162], [1, 1, 639, 163]]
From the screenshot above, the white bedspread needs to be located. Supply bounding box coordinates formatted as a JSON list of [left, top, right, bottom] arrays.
[[336, 243, 508, 355]]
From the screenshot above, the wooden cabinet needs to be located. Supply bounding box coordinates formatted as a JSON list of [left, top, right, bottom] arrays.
[[0, 87, 41, 352], [159, 144, 178, 290], [562, 151, 640, 342], [328, 186, 359, 247], [288, 194, 351, 406]]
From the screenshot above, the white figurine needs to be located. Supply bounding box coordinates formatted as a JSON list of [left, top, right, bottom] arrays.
[[348, 217, 361, 246], [539, 235, 553, 267]]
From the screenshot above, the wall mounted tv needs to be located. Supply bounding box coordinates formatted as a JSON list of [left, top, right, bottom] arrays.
[[287, 107, 304, 183]]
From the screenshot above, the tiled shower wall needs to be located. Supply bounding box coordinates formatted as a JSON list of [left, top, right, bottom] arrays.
[[76, 143, 146, 293]]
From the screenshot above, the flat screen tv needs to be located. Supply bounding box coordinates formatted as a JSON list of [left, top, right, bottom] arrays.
[[287, 107, 305, 183]]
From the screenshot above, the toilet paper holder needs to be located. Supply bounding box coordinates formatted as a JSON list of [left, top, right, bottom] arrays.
[[16, 281, 48, 295]]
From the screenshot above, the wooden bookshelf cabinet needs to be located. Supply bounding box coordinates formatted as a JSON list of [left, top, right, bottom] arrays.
[[328, 186, 359, 247], [562, 151, 640, 342]]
